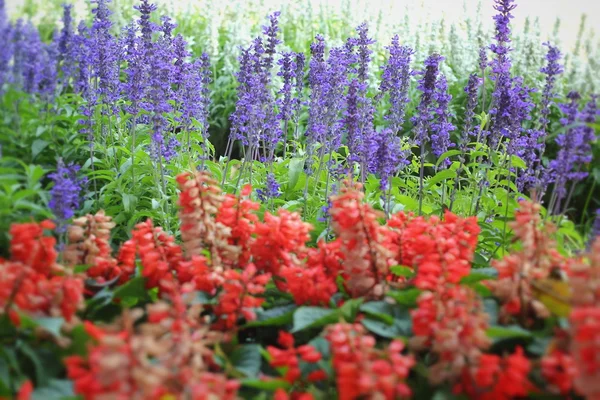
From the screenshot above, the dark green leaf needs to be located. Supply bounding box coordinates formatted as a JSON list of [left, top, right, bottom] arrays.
[[339, 298, 363, 322], [387, 288, 422, 307], [31, 379, 75, 400], [486, 325, 533, 340], [291, 307, 338, 333], [389, 265, 414, 278], [231, 345, 262, 378], [246, 304, 296, 328], [241, 379, 291, 391]]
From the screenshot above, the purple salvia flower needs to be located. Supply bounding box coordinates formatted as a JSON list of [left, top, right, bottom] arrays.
[[369, 128, 408, 191], [379, 36, 413, 135], [89, 0, 120, 108], [0, 8, 12, 90], [134, 0, 157, 47], [488, 0, 516, 150], [411, 53, 444, 146], [277, 51, 297, 124], [323, 46, 352, 153], [58, 4, 76, 84], [344, 79, 363, 164], [48, 160, 87, 233], [256, 172, 281, 202], [306, 34, 328, 153], [39, 38, 59, 100], [506, 77, 535, 157], [526, 42, 564, 192], [430, 74, 455, 164], [73, 22, 93, 99], [262, 11, 281, 75], [462, 74, 481, 149], [539, 43, 564, 131], [548, 92, 594, 200], [355, 22, 375, 82], [478, 46, 488, 71], [21, 23, 44, 94], [11, 20, 26, 88], [122, 23, 145, 117]]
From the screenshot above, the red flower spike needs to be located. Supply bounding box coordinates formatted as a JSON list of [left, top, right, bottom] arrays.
[[326, 323, 414, 400], [252, 209, 312, 277], [212, 264, 270, 330], [541, 349, 576, 395], [329, 181, 396, 298]]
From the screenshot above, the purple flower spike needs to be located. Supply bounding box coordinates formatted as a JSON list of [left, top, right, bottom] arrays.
[[48, 160, 87, 233]]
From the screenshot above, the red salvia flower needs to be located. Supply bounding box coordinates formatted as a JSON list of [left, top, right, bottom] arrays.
[[10, 220, 57, 275], [541, 349, 577, 395], [216, 185, 259, 267], [329, 181, 395, 298], [252, 209, 312, 277], [212, 264, 270, 330], [267, 331, 325, 395], [279, 264, 337, 306], [458, 347, 534, 400], [326, 322, 414, 400]]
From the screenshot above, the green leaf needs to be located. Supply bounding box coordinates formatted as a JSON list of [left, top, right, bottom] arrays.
[[389, 265, 414, 278], [245, 304, 296, 327], [483, 299, 499, 326], [510, 155, 527, 170], [291, 307, 338, 333], [361, 318, 410, 338], [287, 158, 304, 191], [387, 288, 422, 307], [436, 150, 462, 167], [486, 325, 533, 340], [241, 379, 291, 391], [31, 140, 50, 160], [360, 301, 395, 325], [427, 169, 457, 188], [231, 345, 262, 378], [339, 298, 363, 322], [34, 317, 64, 338], [460, 268, 498, 284], [17, 341, 47, 387], [31, 379, 75, 400], [113, 276, 148, 305]]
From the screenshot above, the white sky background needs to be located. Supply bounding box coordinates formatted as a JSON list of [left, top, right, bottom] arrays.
[[6, 0, 600, 50]]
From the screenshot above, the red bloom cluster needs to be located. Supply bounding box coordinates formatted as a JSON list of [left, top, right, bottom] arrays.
[[252, 209, 312, 277], [0, 220, 83, 323], [66, 293, 235, 400], [541, 349, 577, 395], [388, 211, 480, 290], [279, 263, 337, 306], [457, 347, 533, 400], [488, 201, 567, 323], [326, 323, 414, 400], [216, 185, 260, 267], [267, 331, 326, 388], [212, 264, 270, 330], [568, 237, 600, 399], [411, 285, 490, 385], [63, 211, 128, 284], [329, 181, 395, 298], [128, 219, 183, 294]]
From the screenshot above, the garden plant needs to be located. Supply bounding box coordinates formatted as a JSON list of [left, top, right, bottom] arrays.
[[0, 0, 599, 398]]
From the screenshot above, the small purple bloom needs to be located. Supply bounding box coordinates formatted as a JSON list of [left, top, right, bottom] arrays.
[[430, 74, 455, 165], [379, 35, 413, 135], [48, 160, 87, 232], [411, 53, 444, 147]]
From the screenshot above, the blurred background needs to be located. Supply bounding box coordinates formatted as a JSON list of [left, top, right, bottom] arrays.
[[6, 0, 599, 50]]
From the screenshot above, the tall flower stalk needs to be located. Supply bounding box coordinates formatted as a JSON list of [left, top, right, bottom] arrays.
[[412, 53, 444, 215]]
